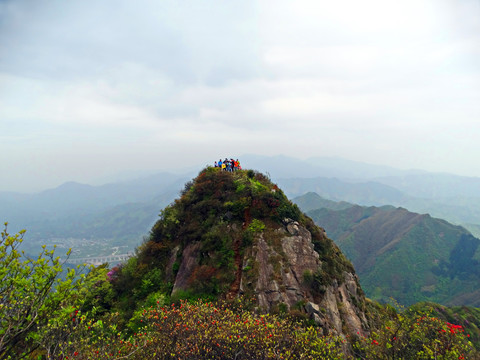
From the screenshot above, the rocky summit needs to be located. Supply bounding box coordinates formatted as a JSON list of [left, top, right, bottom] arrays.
[[113, 167, 369, 337]]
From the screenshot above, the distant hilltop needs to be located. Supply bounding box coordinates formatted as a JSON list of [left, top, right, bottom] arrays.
[[297, 192, 480, 307]]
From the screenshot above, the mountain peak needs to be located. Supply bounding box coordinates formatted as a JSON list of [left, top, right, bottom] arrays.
[[112, 167, 369, 336]]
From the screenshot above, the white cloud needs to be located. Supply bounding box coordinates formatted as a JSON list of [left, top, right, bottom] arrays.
[[0, 0, 479, 191]]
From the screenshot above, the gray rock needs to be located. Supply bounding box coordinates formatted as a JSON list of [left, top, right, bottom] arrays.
[[305, 301, 320, 315]]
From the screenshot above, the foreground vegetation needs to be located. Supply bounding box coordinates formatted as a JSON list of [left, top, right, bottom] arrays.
[[2, 224, 478, 359]]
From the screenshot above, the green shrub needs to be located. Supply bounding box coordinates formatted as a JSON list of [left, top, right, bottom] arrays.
[[247, 219, 266, 233], [354, 305, 476, 359], [65, 299, 345, 359], [0, 224, 88, 359]]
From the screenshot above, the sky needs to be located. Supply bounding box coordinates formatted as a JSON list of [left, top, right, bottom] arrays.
[[1, 0, 479, 192]]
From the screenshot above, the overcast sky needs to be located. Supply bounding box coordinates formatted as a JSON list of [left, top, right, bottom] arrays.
[[1, 0, 479, 192]]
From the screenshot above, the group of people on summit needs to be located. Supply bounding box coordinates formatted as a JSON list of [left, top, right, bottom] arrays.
[[214, 158, 241, 171]]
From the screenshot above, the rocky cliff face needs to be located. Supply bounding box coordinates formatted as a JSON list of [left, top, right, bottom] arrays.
[[170, 215, 368, 337], [248, 218, 367, 336], [126, 167, 369, 338]]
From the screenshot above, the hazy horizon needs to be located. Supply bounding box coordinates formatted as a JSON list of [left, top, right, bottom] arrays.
[[1, 0, 479, 192], [1, 153, 479, 194]]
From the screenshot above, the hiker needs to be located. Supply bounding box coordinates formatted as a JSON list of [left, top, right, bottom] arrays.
[[214, 157, 241, 171]]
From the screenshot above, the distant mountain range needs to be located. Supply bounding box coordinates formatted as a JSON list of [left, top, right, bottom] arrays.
[[281, 177, 480, 231], [241, 154, 480, 231], [2, 154, 480, 260], [293, 192, 480, 306], [241, 154, 425, 180], [0, 172, 191, 255]]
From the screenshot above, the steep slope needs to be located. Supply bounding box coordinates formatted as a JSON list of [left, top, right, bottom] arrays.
[[306, 202, 480, 306], [111, 168, 369, 337], [464, 223, 480, 238]]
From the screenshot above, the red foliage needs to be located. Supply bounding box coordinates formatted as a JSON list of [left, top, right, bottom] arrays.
[[189, 265, 218, 285]]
